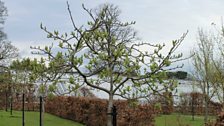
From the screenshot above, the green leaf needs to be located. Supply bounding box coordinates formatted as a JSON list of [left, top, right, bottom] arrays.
[[59, 42, 63, 48], [54, 31, 59, 36], [69, 76, 75, 84]]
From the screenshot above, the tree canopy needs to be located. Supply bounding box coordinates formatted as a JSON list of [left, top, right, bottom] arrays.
[[0, 0, 18, 68], [32, 3, 187, 126]]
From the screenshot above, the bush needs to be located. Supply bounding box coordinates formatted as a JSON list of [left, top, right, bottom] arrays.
[[178, 92, 222, 115], [45, 96, 155, 126]]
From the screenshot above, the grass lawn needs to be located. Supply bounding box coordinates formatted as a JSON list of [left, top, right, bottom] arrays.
[[0, 110, 83, 126], [155, 113, 216, 126]]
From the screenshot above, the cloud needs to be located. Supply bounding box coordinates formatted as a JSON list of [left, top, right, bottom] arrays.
[[3, 0, 224, 72]]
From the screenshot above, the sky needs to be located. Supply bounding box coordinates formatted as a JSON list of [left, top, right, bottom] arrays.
[[3, 0, 224, 72]]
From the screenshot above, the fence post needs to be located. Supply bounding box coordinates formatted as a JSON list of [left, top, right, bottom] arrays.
[[112, 105, 117, 126], [22, 93, 25, 126], [40, 96, 42, 126]]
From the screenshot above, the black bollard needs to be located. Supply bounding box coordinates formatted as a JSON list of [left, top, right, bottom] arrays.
[[22, 93, 25, 126], [112, 105, 117, 126], [40, 96, 42, 126]]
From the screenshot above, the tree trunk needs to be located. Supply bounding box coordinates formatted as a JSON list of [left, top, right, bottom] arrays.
[[222, 87, 224, 104], [5, 91, 7, 112], [10, 96, 13, 115], [41, 97, 45, 126], [10, 85, 13, 115], [204, 96, 208, 123], [191, 95, 194, 121], [222, 88, 224, 110], [204, 81, 209, 123], [107, 94, 113, 126]]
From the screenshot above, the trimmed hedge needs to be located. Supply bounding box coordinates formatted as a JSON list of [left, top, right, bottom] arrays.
[[213, 112, 224, 126], [161, 92, 173, 114], [178, 92, 222, 115], [149, 92, 173, 114], [45, 96, 155, 126]]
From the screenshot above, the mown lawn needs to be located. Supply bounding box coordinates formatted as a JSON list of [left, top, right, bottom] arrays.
[[155, 113, 215, 126], [0, 110, 83, 126]]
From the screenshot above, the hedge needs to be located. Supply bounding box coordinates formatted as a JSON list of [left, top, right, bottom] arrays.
[[45, 96, 155, 126], [177, 92, 222, 115]]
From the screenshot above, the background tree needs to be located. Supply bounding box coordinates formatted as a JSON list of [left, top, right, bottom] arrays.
[[209, 23, 224, 106], [0, 70, 11, 112], [32, 3, 186, 126], [31, 57, 66, 126], [166, 71, 188, 79], [0, 0, 7, 41], [10, 58, 34, 92], [0, 0, 18, 68], [191, 29, 217, 123], [0, 0, 18, 114], [27, 57, 75, 125]]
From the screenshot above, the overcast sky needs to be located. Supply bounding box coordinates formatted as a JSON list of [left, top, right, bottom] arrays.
[[3, 0, 224, 72]]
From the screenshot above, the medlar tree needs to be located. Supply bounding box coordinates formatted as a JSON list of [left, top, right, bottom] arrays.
[[32, 3, 186, 126]]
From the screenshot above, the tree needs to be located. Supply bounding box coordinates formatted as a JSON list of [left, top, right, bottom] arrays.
[[32, 3, 186, 126], [191, 23, 224, 123], [166, 71, 188, 79], [10, 58, 38, 125], [191, 29, 217, 123], [209, 23, 224, 106], [10, 58, 34, 92], [0, 0, 18, 68], [0, 0, 18, 114], [0, 70, 11, 112], [0, 0, 7, 41], [10, 58, 50, 125]]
